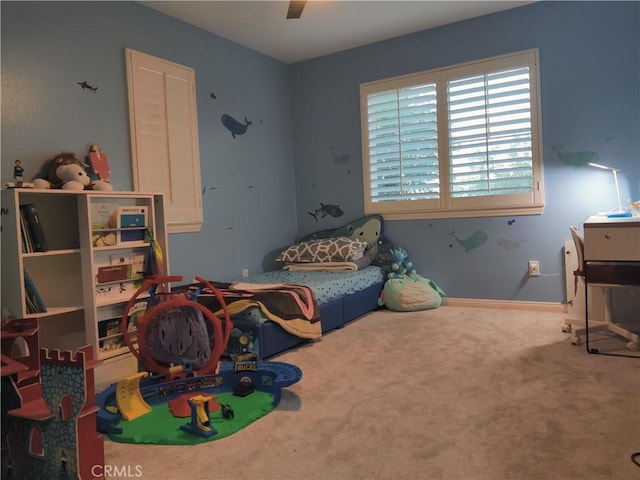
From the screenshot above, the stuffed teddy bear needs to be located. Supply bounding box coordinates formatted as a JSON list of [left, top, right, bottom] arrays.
[[388, 247, 416, 279], [33, 152, 113, 191]]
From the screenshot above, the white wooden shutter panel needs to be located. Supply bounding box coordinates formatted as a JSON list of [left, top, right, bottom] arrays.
[[126, 49, 203, 233], [366, 82, 439, 203], [447, 66, 534, 198]]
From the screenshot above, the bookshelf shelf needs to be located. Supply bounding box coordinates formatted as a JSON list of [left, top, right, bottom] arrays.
[[92, 243, 150, 252], [22, 248, 81, 258], [20, 305, 85, 319], [1, 189, 169, 389]]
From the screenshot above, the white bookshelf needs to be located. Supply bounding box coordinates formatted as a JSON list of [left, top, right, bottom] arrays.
[[1, 189, 169, 389]]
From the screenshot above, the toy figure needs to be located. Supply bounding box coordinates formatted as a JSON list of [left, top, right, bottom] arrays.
[[13, 160, 24, 187], [87, 144, 111, 183], [221, 404, 234, 419]]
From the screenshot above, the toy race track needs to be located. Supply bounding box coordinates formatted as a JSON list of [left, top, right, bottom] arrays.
[[96, 360, 302, 442]]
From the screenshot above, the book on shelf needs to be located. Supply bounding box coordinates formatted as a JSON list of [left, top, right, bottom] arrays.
[[98, 318, 125, 352], [117, 206, 147, 244], [24, 269, 47, 313], [19, 208, 33, 253], [95, 281, 137, 304], [94, 253, 146, 285], [91, 202, 118, 247], [98, 301, 144, 353], [126, 300, 147, 335], [110, 253, 146, 283], [20, 203, 48, 252], [96, 264, 130, 284]]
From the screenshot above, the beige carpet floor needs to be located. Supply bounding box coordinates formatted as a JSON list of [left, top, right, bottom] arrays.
[[104, 306, 640, 480]]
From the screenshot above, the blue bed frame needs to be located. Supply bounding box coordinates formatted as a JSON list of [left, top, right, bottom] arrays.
[[226, 281, 383, 360]]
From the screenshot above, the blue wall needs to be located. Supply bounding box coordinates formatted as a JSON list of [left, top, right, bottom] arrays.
[[290, 1, 640, 302], [2, 1, 638, 303], [1, 1, 298, 283]]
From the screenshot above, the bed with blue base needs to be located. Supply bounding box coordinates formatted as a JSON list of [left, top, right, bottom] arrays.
[[225, 267, 385, 360], [212, 215, 391, 360]]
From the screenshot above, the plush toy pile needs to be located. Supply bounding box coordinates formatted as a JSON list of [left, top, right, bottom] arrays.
[[378, 247, 445, 312], [32, 151, 112, 191]]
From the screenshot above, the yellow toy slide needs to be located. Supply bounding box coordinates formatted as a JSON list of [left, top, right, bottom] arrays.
[[116, 372, 151, 421]]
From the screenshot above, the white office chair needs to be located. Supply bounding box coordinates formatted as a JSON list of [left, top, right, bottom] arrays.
[[568, 226, 640, 354]]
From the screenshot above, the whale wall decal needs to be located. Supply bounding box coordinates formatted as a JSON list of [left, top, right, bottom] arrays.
[[449, 229, 488, 252], [552, 144, 599, 167], [221, 114, 252, 139]]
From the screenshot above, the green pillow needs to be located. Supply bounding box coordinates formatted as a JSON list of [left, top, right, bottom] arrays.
[[378, 274, 445, 312]]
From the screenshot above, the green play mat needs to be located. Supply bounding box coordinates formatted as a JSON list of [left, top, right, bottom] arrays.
[[108, 391, 274, 445]]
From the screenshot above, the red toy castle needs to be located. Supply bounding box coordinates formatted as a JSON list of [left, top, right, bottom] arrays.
[[1, 318, 104, 479]]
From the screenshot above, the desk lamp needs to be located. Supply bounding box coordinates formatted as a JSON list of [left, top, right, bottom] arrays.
[[587, 162, 632, 217]]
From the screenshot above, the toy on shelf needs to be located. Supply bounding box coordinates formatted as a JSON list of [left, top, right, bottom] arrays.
[[13, 160, 24, 187], [5, 160, 34, 188], [32, 151, 113, 191], [87, 144, 111, 184]]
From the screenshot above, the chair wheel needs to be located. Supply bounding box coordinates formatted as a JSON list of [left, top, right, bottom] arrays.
[[562, 324, 573, 333], [571, 336, 582, 346]]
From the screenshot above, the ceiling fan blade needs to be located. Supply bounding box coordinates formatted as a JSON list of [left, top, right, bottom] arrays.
[[287, 1, 307, 19]]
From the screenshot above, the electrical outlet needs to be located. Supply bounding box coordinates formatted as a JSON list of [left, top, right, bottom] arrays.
[[242, 268, 249, 278], [528, 260, 540, 277]]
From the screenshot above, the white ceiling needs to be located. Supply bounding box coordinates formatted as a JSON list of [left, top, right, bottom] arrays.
[[140, 1, 536, 64]]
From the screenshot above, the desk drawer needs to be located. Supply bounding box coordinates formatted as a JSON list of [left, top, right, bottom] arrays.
[[584, 224, 640, 261]]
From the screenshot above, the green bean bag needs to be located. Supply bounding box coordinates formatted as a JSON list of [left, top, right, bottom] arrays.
[[378, 274, 445, 312]]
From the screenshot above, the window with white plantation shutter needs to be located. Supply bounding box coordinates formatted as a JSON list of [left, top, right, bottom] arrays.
[[126, 49, 203, 233], [360, 50, 544, 220]]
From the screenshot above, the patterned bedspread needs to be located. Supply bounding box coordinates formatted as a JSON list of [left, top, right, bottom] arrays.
[[241, 266, 385, 305], [196, 281, 321, 340]]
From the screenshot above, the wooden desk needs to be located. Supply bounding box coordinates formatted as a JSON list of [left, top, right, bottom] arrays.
[[582, 216, 640, 352]]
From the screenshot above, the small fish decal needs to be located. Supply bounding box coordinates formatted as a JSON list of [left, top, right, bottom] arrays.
[[497, 237, 526, 251], [221, 114, 252, 138], [78, 81, 97, 93], [449, 229, 488, 252], [210, 92, 217, 99], [552, 145, 599, 167], [507, 219, 516, 225], [308, 203, 344, 222], [330, 146, 350, 165]]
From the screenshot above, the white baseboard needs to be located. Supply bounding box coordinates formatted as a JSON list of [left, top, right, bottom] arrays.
[[442, 297, 567, 313]]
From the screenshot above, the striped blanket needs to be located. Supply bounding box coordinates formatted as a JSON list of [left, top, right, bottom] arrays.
[[195, 281, 321, 340]]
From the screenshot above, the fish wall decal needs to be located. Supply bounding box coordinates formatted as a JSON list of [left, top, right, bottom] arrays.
[[308, 203, 344, 222], [78, 81, 97, 93], [221, 114, 252, 138]]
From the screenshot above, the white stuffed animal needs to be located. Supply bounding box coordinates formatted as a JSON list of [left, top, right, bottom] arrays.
[[33, 151, 113, 191]]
